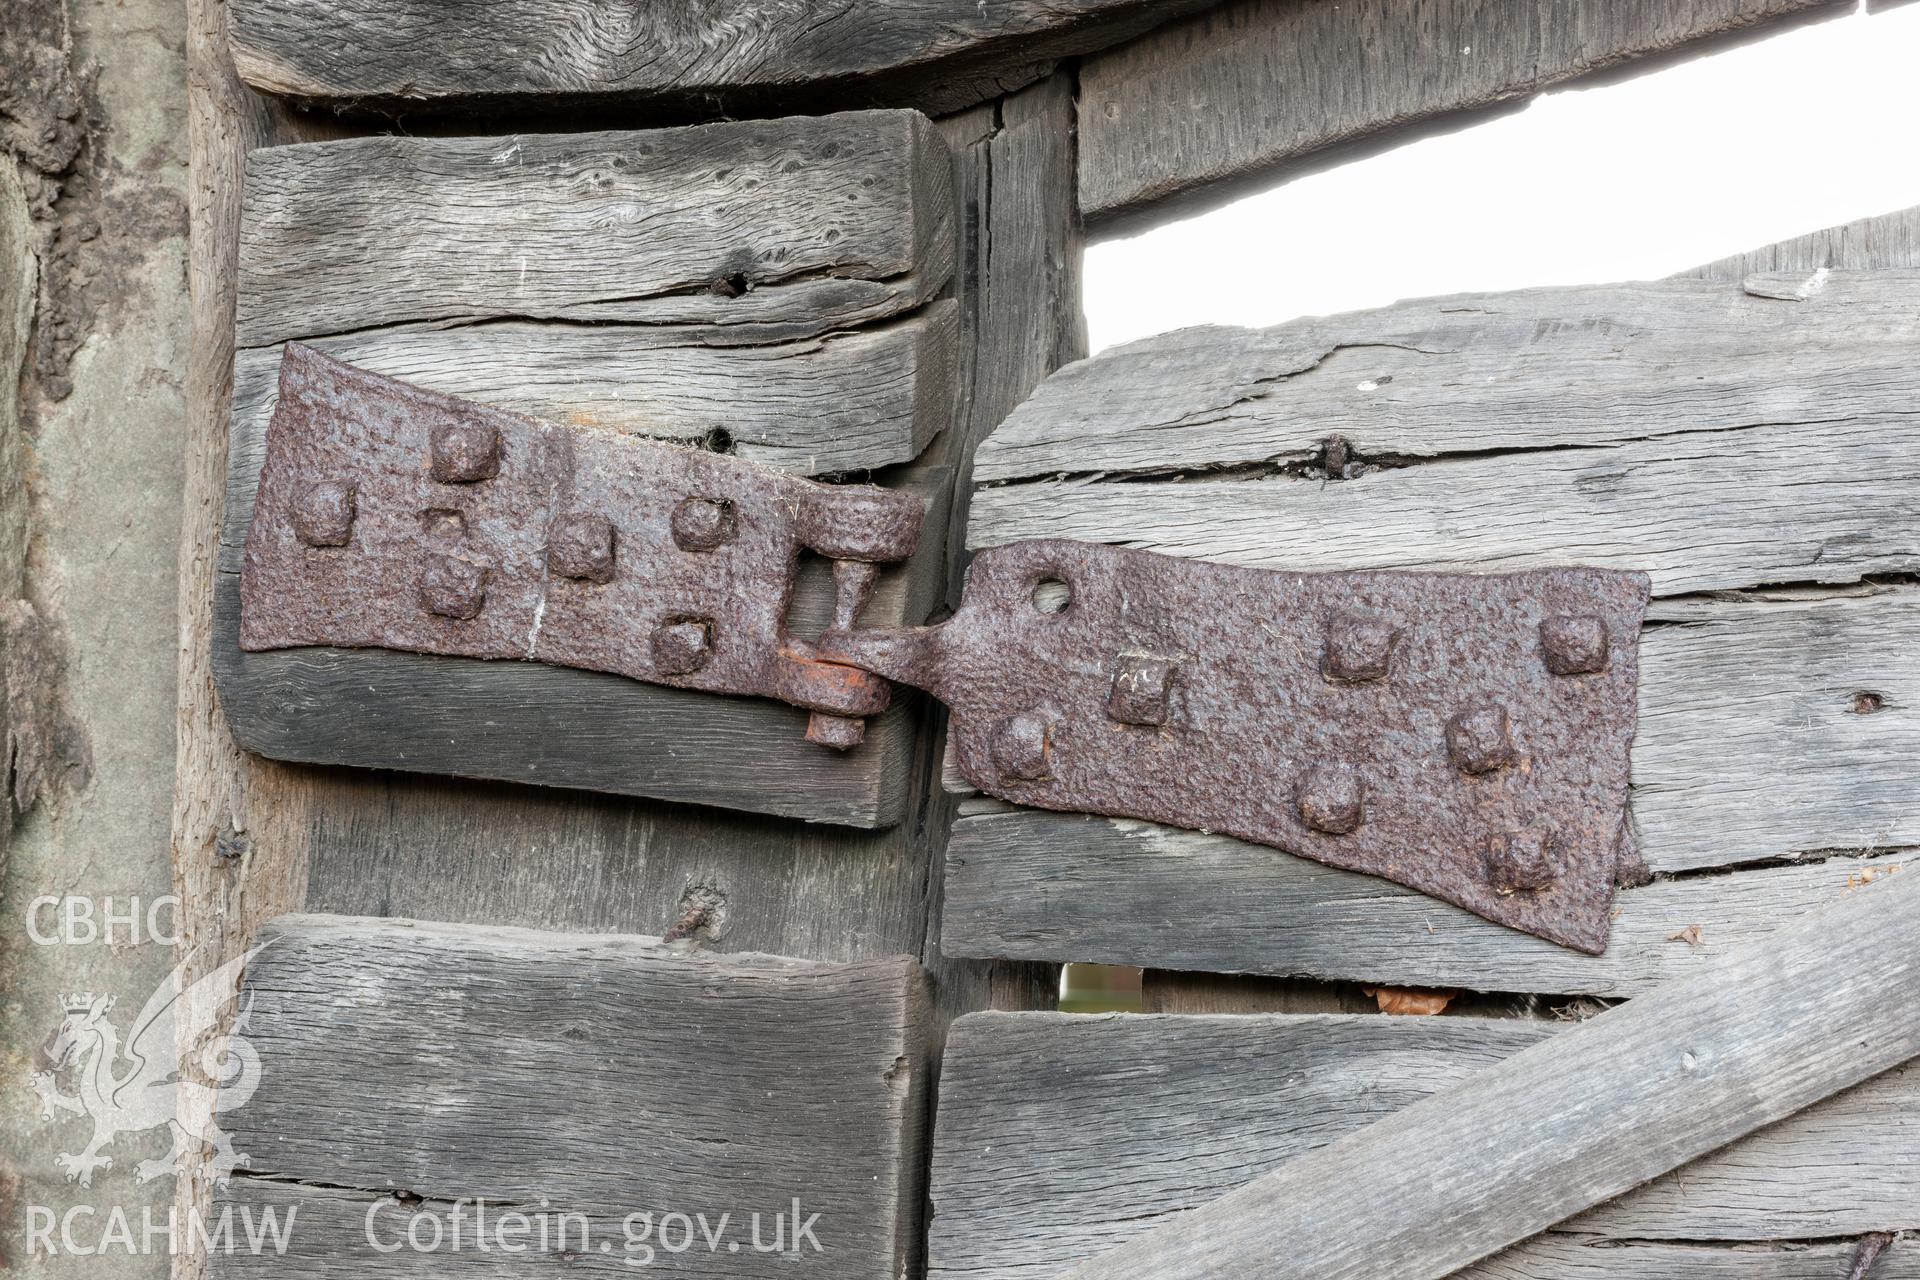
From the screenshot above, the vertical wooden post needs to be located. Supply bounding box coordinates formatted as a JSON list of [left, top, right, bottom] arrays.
[[179, 13, 1082, 1275]]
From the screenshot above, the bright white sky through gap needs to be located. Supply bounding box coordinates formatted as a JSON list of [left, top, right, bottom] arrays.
[[1084, 3, 1920, 353]]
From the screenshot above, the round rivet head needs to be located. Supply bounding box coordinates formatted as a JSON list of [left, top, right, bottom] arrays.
[[292, 480, 355, 547], [1540, 614, 1610, 676], [419, 553, 489, 620], [429, 422, 502, 484], [547, 512, 616, 583], [1446, 703, 1516, 775], [1297, 763, 1363, 834], [990, 711, 1053, 782], [672, 497, 735, 552], [1324, 614, 1397, 684], [652, 617, 714, 675], [1483, 830, 1563, 894]]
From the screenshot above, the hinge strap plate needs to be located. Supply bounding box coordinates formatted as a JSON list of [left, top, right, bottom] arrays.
[[820, 540, 1650, 953], [239, 345, 925, 748]]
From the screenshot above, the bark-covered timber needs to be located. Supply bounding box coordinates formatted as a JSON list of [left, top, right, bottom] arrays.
[[224, 0, 1219, 120], [1077, 0, 1860, 232]]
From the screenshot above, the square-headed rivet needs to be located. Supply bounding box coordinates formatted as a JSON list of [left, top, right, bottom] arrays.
[[652, 616, 714, 675], [1324, 613, 1396, 684], [1446, 702, 1516, 775], [671, 497, 735, 552], [428, 422, 502, 484], [1297, 762, 1364, 834], [1107, 654, 1176, 726], [419, 553, 489, 620], [547, 512, 616, 583], [1483, 830, 1563, 894], [1540, 614, 1610, 676], [292, 480, 355, 547]]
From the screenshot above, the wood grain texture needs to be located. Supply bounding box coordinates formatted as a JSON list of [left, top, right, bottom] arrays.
[[947, 800, 1908, 993], [1682, 204, 1920, 280], [1045, 865, 1920, 1279], [225, 0, 1217, 119], [214, 914, 929, 1278], [175, 0, 352, 1266], [928, 1012, 1920, 1277], [951, 269, 1920, 984], [225, 304, 958, 484], [973, 273, 1920, 488], [256, 77, 1083, 995], [236, 115, 954, 350], [1077, 0, 1853, 230], [218, 111, 964, 822]]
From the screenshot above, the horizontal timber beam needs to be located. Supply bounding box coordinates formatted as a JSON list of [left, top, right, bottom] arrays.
[[225, 0, 1219, 120], [1078, 0, 1859, 232]]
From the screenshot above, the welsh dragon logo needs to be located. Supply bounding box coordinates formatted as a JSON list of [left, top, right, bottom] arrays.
[[31, 947, 267, 1188]]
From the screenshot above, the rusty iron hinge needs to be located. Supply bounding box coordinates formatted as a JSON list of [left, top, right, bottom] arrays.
[[239, 345, 925, 749], [240, 351, 1649, 951], [818, 541, 1650, 954]]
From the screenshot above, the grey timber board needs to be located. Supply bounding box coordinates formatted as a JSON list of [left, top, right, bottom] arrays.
[[1078, 0, 1858, 230], [1047, 866, 1920, 1278], [928, 1011, 1920, 1277], [949, 267, 1920, 984], [218, 111, 963, 822], [213, 914, 930, 1278], [224, 0, 1220, 119]]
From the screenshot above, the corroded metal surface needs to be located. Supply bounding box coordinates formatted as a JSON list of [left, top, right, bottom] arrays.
[[240, 345, 924, 745], [821, 540, 1650, 952]]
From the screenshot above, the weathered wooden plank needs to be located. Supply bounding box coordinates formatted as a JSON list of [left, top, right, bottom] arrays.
[[1044, 866, 1920, 1279], [949, 268, 1920, 980], [217, 111, 965, 823], [972, 413, 1917, 594], [973, 273, 1920, 487], [175, 0, 352, 1255], [946, 805, 1908, 995], [1683, 204, 1920, 280], [226, 0, 1217, 120], [237, 115, 955, 350], [928, 1012, 1920, 1277], [255, 75, 1085, 986], [224, 304, 959, 494], [1459, 1237, 1920, 1279], [1078, 0, 1853, 230], [214, 914, 929, 1278]]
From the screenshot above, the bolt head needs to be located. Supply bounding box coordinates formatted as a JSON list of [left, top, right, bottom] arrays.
[[990, 711, 1053, 782], [1107, 654, 1176, 726], [419, 553, 489, 620], [1446, 703, 1516, 775], [652, 617, 714, 675], [1324, 614, 1397, 684], [292, 480, 356, 547], [1540, 614, 1610, 676], [672, 497, 736, 552], [547, 512, 616, 583], [1483, 830, 1563, 894], [1297, 763, 1364, 834], [806, 713, 866, 751], [429, 422, 502, 484]]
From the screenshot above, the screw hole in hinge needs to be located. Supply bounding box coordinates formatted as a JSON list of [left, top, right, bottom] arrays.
[[1031, 577, 1072, 616]]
